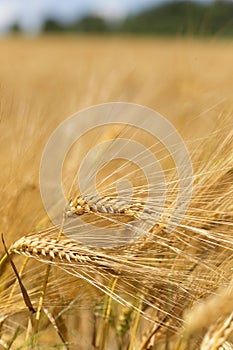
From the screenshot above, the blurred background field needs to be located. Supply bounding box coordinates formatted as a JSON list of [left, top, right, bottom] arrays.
[[0, 32, 232, 267]]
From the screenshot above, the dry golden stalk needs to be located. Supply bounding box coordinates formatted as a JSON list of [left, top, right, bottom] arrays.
[[184, 281, 233, 336], [201, 313, 233, 350]]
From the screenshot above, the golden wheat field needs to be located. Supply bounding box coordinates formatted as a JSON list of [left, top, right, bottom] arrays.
[[0, 36, 233, 350]]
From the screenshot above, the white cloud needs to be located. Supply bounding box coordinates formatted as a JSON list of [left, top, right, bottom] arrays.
[[0, 2, 20, 31], [90, 0, 128, 20]]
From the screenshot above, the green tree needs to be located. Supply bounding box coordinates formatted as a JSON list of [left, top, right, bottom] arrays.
[[122, 0, 233, 36], [43, 19, 66, 32], [70, 16, 107, 33]]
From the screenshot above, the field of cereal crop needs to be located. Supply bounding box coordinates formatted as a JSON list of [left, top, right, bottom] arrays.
[[0, 36, 232, 349]]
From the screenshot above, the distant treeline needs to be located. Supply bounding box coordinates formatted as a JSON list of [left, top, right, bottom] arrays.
[[11, 0, 233, 36]]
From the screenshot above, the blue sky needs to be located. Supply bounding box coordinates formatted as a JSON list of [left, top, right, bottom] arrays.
[[0, 0, 213, 33]]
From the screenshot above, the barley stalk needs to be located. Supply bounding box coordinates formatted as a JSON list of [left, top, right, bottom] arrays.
[[201, 312, 233, 350]]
